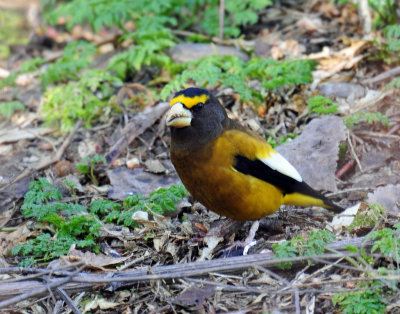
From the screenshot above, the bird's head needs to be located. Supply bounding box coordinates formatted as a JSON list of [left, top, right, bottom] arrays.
[[166, 87, 227, 133]]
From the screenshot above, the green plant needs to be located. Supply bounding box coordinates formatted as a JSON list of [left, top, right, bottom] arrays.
[[76, 154, 107, 185], [107, 23, 175, 79], [266, 133, 297, 148], [0, 10, 29, 59], [0, 72, 17, 89], [332, 286, 387, 314], [368, 222, 400, 261], [343, 111, 389, 128], [45, 0, 272, 38], [42, 69, 122, 132], [161, 55, 316, 106], [21, 178, 86, 221], [41, 41, 97, 88], [307, 95, 338, 115], [272, 236, 303, 269], [272, 230, 336, 269], [348, 203, 386, 231], [373, 24, 400, 65], [369, 0, 398, 27], [1, 41, 95, 90], [0, 101, 25, 119], [13, 178, 188, 265], [305, 230, 336, 256], [0, 58, 45, 89], [199, 0, 273, 38], [387, 77, 400, 88], [42, 0, 273, 77], [102, 184, 188, 227], [20, 57, 46, 72], [13, 178, 99, 265]]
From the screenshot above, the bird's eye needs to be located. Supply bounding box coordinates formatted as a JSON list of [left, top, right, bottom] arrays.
[[194, 102, 204, 111]]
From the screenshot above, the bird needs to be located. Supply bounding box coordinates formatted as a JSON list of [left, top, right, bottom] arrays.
[[165, 87, 343, 222]]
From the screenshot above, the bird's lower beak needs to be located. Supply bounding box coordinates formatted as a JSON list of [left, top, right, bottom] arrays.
[[166, 102, 192, 128]]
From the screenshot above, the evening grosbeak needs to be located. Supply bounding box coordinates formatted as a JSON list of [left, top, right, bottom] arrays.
[[166, 87, 343, 221]]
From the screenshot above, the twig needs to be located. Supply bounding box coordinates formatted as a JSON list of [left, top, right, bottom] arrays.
[[0, 238, 378, 303], [354, 130, 400, 140], [362, 66, 400, 85], [335, 159, 356, 179], [357, 0, 372, 35], [1, 262, 85, 283], [105, 102, 169, 163], [347, 130, 363, 173], [72, 253, 373, 284], [219, 0, 225, 41], [52, 300, 64, 314], [0, 263, 86, 309], [294, 274, 400, 290], [326, 187, 371, 196], [55, 287, 82, 314], [0, 277, 72, 309]]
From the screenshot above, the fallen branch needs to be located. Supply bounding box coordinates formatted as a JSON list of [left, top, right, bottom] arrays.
[[0, 237, 374, 307], [105, 101, 169, 164]]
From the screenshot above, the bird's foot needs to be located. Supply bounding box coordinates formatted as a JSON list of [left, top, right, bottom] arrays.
[[221, 220, 260, 256]]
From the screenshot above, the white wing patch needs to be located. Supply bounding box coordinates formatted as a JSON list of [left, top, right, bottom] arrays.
[[260, 151, 302, 182]]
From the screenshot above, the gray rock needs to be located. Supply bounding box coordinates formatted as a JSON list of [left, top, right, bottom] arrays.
[[276, 115, 346, 192]]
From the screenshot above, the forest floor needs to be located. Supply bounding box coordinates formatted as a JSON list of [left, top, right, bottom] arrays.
[[0, 0, 400, 313]]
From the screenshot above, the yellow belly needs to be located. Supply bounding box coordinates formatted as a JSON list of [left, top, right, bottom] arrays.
[[171, 131, 284, 221]]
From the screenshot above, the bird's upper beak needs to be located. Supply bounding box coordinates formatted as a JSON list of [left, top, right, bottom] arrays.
[[166, 102, 192, 128]]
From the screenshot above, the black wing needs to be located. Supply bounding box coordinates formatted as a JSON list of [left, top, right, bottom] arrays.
[[234, 154, 343, 212]]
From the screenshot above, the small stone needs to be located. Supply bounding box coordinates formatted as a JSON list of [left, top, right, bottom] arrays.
[[78, 139, 97, 159], [39, 142, 53, 151], [126, 157, 140, 169], [53, 160, 76, 177], [144, 159, 166, 174]]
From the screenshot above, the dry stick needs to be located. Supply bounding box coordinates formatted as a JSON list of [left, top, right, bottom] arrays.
[[347, 130, 363, 173], [357, 0, 372, 35], [256, 265, 301, 314], [0, 277, 72, 309], [362, 66, 400, 85], [354, 130, 400, 139], [1, 251, 386, 306], [0, 252, 367, 299], [1, 262, 85, 283], [105, 102, 169, 164], [52, 300, 64, 314], [55, 287, 82, 314], [72, 254, 369, 284], [0, 264, 86, 309], [0, 239, 375, 302], [219, 0, 225, 41], [0, 120, 82, 193]]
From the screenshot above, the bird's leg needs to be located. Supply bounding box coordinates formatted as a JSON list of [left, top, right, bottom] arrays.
[[190, 218, 243, 242], [206, 218, 244, 238], [222, 220, 260, 255]]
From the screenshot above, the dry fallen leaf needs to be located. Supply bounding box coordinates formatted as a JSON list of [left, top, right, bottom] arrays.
[[330, 203, 361, 232], [309, 39, 370, 86], [0, 223, 32, 256], [83, 297, 121, 313], [171, 284, 216, 308], [62, 246, 131, 270], [198, 235, 223, 261]]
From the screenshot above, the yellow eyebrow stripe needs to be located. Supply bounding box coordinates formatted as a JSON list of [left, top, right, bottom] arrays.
[[170, 94, 209, 109]]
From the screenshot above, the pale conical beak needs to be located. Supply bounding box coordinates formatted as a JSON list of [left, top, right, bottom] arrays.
[[166, 102, 192, 128]]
